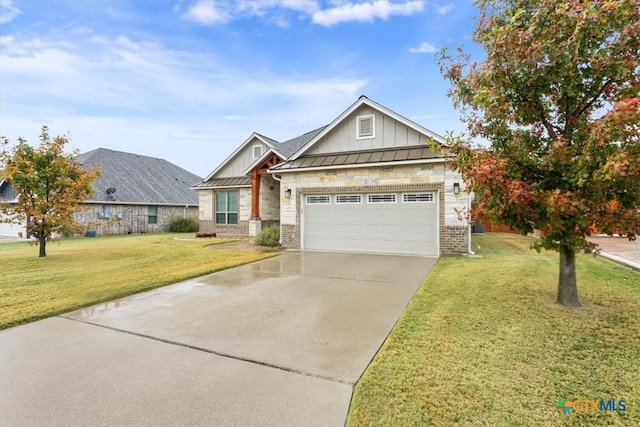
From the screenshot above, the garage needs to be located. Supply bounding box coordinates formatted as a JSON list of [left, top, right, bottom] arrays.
[[302, 191, 439, 256]]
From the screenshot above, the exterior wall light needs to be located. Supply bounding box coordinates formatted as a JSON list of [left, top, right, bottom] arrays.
[[284, 189, 292, 198], [453, 183, 460, 195]]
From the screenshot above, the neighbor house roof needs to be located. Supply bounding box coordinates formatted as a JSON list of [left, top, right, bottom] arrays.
[[76, 148, 202, 205]]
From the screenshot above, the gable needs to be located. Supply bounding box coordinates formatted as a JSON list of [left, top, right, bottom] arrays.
[[304, 105, 429, 155], [214, 138, 271, 178]]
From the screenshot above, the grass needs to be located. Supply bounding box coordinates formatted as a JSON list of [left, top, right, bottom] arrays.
[[348, 233, 640, 426], [0, 234, 276, 329]]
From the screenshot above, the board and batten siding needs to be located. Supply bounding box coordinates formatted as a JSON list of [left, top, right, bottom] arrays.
[[305, 106, 426, 155], [215, 139, 269, 178]]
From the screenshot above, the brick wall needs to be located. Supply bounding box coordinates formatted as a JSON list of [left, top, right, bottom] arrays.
[[442, 225, 468, 254], [73, 204, 198, 235], [199, 220, 249, 237]]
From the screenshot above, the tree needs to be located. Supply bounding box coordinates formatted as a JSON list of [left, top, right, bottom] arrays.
[[0, 126, 99, 257], [438, 0, 640, 306]]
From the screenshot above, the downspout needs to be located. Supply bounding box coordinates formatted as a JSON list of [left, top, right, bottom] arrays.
[[467, 192, 476, 255]]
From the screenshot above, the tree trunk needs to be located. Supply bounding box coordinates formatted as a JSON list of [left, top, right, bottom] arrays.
[[557, 247, 580, 307], [39, 235, 47, 257]]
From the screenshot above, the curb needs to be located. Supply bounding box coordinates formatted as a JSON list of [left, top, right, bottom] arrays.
[[598, 251, 640, 272]]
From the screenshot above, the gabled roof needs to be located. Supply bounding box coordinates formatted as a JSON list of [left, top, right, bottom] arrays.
[[277, 126, 328, 157], [289, 96, 447, 160], [76, 148, 202, 205], [203, 133, 285, 181]]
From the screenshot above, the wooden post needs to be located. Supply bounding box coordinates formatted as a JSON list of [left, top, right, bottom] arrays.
[[251, 168, 260, 219]]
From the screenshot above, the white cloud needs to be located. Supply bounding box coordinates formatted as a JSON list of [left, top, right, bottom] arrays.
[[437, 4, 453, 15], [237, 0, 319, 15], [183, 0, 231, 25], [0, 30, 367, 175], [409, 41, 437, 53], [312, 0, 424, 26], [0, 0, 21, 24]]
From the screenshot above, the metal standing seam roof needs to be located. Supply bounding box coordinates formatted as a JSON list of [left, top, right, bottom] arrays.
[[75, 148, 202, 205], [191, 176, 252, 188], [272, 145, 443, 171]]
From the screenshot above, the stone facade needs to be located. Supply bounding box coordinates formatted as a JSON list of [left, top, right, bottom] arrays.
[[279, 162, 470, 255], [73, 204, 198, 235], [197, 177, 281, 238]]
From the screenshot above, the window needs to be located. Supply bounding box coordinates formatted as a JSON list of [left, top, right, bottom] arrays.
[[403, 193, 435, 203], [148, 206, 158, 224], [100, 205, 111, 219], [306, 195, 330, 204], [336, 194, 362, 204], [356, 114, 375, 139], [216, 190, 238, 224], [252, 145, 263, 159], [368, 194, 396, 203]]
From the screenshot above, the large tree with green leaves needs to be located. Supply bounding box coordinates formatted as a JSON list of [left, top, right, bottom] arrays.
[[0, 126, 99, 257], [439, 0, 639, 306]]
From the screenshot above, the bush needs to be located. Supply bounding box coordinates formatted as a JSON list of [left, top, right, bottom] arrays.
[[168, 217, 199, 233], [255, 226, 280, 247]]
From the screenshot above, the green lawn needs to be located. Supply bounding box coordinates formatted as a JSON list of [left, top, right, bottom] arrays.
[[348, 233, 640, 426], [0, 234, 276, 329]]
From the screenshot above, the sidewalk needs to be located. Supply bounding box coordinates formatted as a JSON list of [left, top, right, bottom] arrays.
[[588, 235, 640, 271]]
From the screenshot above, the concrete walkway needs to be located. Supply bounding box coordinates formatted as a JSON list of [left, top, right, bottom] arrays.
[[1, 252, 436, 426], [589, 235, 640, 271]]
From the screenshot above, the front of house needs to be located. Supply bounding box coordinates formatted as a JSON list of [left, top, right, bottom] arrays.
[[193, 96, 470, 256]]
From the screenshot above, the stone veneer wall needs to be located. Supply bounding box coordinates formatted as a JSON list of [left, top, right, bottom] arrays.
[[73, 204, 198, 235], [197, 187, 252, 237], [279, 163, 469, 255]]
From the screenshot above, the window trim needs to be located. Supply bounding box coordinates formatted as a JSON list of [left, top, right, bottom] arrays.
[[402, 192, 435, 203], [215, 190, 239, 224], [356, 114, 375, 140], [367, 194, 396, 203], [335, 194, 362, 204], [252, 144, 263, 159], [148, 206, 158, 224], [306, 195, 331, 204]]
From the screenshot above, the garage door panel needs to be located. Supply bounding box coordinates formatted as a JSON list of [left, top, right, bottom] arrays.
[[303, 192, 439, 256]]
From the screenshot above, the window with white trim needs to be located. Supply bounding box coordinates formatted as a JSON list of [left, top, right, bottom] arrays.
[[306, 195, 330, 204], [336, 194, 362, 204], [403, 193, 435, 203], [252, 145, 263, 159], [356, 114, 375, 139], [216, 190, 238, 224], [368, 194, 396, 203]]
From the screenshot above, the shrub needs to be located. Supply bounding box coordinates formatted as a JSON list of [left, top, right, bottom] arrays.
[[168, 217, 199, 233], [255, 226, 280, 247]]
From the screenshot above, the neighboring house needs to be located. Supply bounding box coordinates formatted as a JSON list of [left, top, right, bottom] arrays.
[[0, 149, 202, 238], [73, 149, 202, 235], [0, 175, 28, 238], [193, 96, 471, 256]]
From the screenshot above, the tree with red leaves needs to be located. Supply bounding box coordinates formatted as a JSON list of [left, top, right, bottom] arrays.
[[439, 0, 639, 307]]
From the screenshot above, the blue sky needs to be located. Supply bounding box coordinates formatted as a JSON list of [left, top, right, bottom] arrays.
[[0, 0, 482, 177]]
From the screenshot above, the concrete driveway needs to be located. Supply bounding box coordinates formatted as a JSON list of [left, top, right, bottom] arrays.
[[1, 251, 436, 426]]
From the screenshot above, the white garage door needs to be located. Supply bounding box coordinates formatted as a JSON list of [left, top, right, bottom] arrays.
[[302, 192, 438, 256]]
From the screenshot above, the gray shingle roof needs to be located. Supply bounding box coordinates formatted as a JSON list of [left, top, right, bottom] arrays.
[[76, 148, 202, 205], [273, 145, 441, 171], [276, 126, 328, 157]]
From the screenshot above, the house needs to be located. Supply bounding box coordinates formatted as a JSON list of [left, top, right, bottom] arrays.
[[73, 149, 202, 235], [0, 149, 202, 238], [193, 96, 471, 256]]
